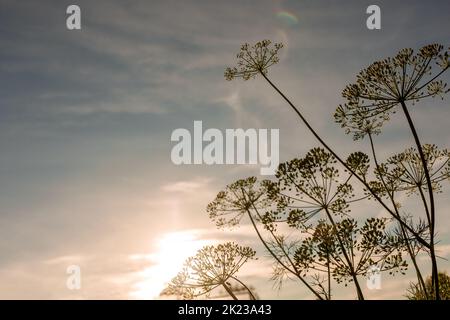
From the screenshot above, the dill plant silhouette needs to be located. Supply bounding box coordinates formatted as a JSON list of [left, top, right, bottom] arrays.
[[207, 153, 407, 300], [334, 44, 449, 299], [406, 272, 450, 300], [165, 242, 256, 300], [220, 40, 449, 299]]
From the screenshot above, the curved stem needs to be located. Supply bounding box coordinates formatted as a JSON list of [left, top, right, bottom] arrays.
[[245, 208, 323, 300], [260, 72, 430, 249], [230, 276, 256, 300], [368, 133, 428, 298], [242, 195, 324, 300], [239, 188, 326, 299], [324, 208, 364, 300], [327, 257, 331, 300], [417, 185, 431, 227], [400, 100, 440, 300], [222, 283, 238, 300]]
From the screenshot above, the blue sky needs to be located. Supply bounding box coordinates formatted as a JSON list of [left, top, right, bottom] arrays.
[[0, 0, 449, 299]]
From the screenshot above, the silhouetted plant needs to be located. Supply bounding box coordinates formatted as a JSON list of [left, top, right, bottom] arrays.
[[224, 40, 283, 81], [273, 148, 410, 299], [208, 283, 259, 300], [222, 40, 449, 299], [207, 153, 407, 300], [208, 176, 326, 300], [375, 144, 450, 196], [406, 272, 450, 300], [335, 45, 449, 140], [334, 45, 449, 298], [165, 242, 256, 300], [294, 218, 406, 299]]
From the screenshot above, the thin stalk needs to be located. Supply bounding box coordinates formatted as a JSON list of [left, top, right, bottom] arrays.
[[368, 133, 428, 297], [327, 256, 331, 300], [241, 197, 324, 300], [222, 283, 238, 300], [260, 72, 430, 249], [324, 207, 364, 300], [399, 100, 440, 300], [230, 276, 257, 300]]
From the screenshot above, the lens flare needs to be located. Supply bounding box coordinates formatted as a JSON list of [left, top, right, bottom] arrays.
[[276, 11, 299, 26]]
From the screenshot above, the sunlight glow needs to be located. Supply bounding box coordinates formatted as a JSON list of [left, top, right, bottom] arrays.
[[129, 230, 213, 299]]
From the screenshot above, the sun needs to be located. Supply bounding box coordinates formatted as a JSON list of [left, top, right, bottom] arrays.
[[129, 230, 213, 299]]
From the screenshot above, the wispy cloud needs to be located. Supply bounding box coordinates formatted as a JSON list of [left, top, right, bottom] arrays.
[[1, 0, 449, 299], [161, 178, 212, 193]]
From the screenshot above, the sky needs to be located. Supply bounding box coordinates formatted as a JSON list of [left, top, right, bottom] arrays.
[[0, 0, 449, 299]]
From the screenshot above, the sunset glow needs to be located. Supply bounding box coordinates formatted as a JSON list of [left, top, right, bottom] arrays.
[[130, 231, 213, 299], [1, 0, 449, 301]]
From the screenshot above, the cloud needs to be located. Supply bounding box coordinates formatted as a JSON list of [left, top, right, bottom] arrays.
[[60, 102, 165, 115], [43, 255, 87, 265], [1, 0, 449, 299], [436, 244, 450, 259], [161, 178, 212, 193]]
